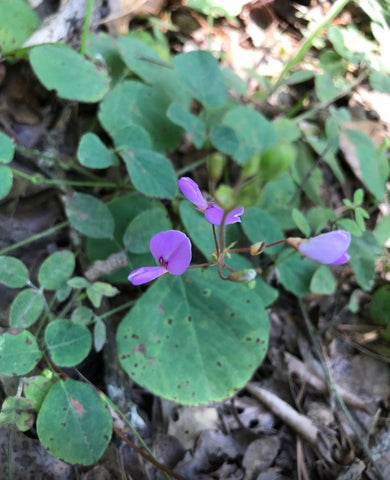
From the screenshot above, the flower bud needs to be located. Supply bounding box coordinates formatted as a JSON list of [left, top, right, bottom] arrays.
[[214, 184, 235, 210], [250, 241, 265, 256], [228, 268, 257, 283], [259, 143, 297, 181], [207, 153, 226, 182], [242, 153, 261, 179]]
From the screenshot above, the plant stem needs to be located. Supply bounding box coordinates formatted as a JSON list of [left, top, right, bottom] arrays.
[[271, 0, 351, 92], [0, 221, 69, 256], [80, 0, 95, 55], [212, 224, 220, 257], [188, 262, 217, 269], [100, 300, 136, 319], [10, 168, 118, 188]]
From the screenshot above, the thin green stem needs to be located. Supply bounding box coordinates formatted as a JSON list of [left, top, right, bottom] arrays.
[[10, 168, 119, 188], [35, 292, 56, 337], [270, 0, 351, 93], [188, 261, 217, 269], [0, 221, 69, 256], [176, 157, 208, 177], [212, 224, 220, 257], [80, 0, 95, 55], [100, 300, 136, 319]]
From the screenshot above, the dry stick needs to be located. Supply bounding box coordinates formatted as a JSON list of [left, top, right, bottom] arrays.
[[113, 425, 187, 480], [298, 298, 385, 480], [246, 383, 319, 447]]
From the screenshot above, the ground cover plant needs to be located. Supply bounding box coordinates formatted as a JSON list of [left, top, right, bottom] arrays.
[[0, 0, 389, 478]]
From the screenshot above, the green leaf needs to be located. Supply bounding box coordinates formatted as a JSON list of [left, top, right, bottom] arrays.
[[179, 201, 216, 260], [0, 0, 40, 53], [0, 330, 42, 376], [98, 80, 182, 152], [24, 370, 54, 410], [117, 268, 269, 405], [91, 282, 119, 297], [337, 218, 363, 237], [123, 207, 172, 254], [120, 149, 177, 199], [56, 284, 72, 302], [343, 129, 388, 200], [241, 207, 285, 256], [30, 45, 109, 102], [0, 397, 34, 432], [94, 317, 106, 352], [291, 143, 324, 205], [310, 265, 336, 295], [37, 379, 112, 465], [0, 256, 29, 288], [173, 50, 228, 107], [221, 66, 247, 95], [71, 306, 93, 326], [210, 124, 239, 156], [374, 215, 390, 246], [68, 277, 90, 289], [78, 133, 117, 169], [370, 285, 390, 325], [38, 250, 75, 290], [112, 124, 152, 152], [65, 192, 114, 239], [167, 103, 206, 148], [315, 74, 339, 102], [86, 285, 103, 308], [86, 194, 159, 283], [9, 289, 45, 328], [292, 209, 311, 237], [45, 319, 92, 367], [222, 107, 278, 165], [0, 132, 15, 164], [348, 231, 382, 291], [117, 36, 191, 107], [277, 252, 316, 297], [306, 207, 337, 235], [0, 165, 13, 200], [273, 119, 301, 142], [319, 50, 347, 76], [369, 71, 390, 93]]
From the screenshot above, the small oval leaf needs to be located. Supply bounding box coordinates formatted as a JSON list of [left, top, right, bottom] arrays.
[[38, 251, 75, 290], [10, 289, 45, 328], [0, 256, 29, 288], [0, 330, 42, 376]]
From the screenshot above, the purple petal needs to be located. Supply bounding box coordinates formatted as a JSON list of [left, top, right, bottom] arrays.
[[225, 206, 244, 224], [330, 252, 350, 265], [149, 230, 192, 275], [298, 230, 351, 264], [204, 205, 224, 225], [128, 266, 166, 285], [178, 177, 208, 211], [204, 205, 244, 225]]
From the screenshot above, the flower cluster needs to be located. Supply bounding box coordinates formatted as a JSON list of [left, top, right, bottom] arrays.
[[128, 176, 351, 286], [177, 177, 244, 225]]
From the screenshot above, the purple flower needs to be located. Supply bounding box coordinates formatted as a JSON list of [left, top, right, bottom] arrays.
[[178, 177, 244, 225], [293, 230, 351, 265], [128, 230, 192, 285]]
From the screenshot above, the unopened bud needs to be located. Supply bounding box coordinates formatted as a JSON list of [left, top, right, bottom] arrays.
[[214, 184, 235, 210], [242, 153, 261, 179], [207, 153, 226, 182], [286, 237, 303, 249], [250, 241, 265, 256], [228, 268, 257, 283]]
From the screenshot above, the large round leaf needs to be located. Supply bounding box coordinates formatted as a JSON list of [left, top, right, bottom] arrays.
[[30, 45, 109, 103], [38, 250, 75, 290], [0, 330, 42, 376], [65, 192, 114, 239], [37, 379, 112, 465], [45, 320, 92, 367], [117, 268, 270, 405]]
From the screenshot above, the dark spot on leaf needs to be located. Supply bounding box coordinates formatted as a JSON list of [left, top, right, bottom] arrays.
[[131, 334, 139, 339], [61, 422, 66, 427], [174, 344, 179, 348], [25, 337, 32, 345], [246, 299, 250, 304], [124, 335, 128, 339], [192, 392, 195, 397], [217, 361, 222, 367], [187, 316, 192, 322], [165, 335, 170, 339], [104, 435, 109, 440], [230, 312, 235, 317], [256, 338, 260, 343], [246, 337, 252, 341], [50, 437, 54, 441], [134, 363, 138, 367], [131, 343, 146, 356], [167, 318, 173, 325], [177, 385, 181, 389]]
